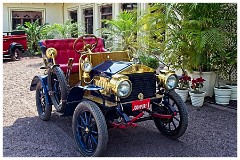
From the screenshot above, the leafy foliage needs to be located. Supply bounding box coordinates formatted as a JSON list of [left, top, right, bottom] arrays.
[[41, 20, 84, 39], [140, 3, 236, 74], [16, 20, 45, 54], [16, 19, 84, 55], [100, 10, 140, 55], [139, 55, 159, 69]]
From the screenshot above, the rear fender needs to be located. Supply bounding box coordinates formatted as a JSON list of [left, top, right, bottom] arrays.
[[10, 42, 24, 53], [30, 75, 52, 105]]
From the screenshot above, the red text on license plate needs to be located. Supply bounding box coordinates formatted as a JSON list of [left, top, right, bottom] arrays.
[[132, 98, 150, 111]]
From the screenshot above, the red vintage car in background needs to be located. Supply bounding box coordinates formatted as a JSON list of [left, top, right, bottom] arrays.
[[3, 30, 28, 60]]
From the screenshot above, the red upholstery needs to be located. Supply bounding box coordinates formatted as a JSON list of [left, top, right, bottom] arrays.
[[40, 38, 107, 73]]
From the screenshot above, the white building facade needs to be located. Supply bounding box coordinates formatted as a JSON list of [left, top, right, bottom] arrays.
[[3, 3, 149, 37]]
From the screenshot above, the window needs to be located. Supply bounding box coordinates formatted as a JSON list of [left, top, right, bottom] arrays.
[[101, 5, 112, 28], [69, 10, 77, 23], [69, 10, 78, 38], [84, 8, 93, 34], [122, 3, 137, 11], [12, 11, 42, 29]]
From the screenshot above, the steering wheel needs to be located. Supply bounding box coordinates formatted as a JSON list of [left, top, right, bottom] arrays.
[[73, 34, 98, 54]]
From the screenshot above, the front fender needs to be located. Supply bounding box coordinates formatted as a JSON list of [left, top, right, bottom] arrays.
[[67, 86, 85, 102], [30, 75, 52, 105]]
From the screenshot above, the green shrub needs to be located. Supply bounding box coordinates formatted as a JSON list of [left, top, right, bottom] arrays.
[[139, 55, 159, 69]]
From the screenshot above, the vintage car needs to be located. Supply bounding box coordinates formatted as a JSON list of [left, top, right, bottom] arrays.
[[3, 30, 27, 60], [30, 34, 188, 157]]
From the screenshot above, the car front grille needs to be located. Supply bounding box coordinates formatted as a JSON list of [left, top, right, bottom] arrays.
[[120, 72, 156, 103]]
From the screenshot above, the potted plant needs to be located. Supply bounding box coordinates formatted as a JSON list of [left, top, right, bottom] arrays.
[[212, 51, 232, 105], [189, 77, 206, 107], [224, 47, 237, 100], [175, 74, 191, 102], [214, 81, 232, 105]]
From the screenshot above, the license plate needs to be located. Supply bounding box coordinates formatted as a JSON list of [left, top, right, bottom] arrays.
[[132, 98, 150, 111]]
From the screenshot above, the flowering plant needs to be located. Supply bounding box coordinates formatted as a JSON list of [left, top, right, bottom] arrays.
[[178, 75, 191, 90], [191, 77, 206, 93]]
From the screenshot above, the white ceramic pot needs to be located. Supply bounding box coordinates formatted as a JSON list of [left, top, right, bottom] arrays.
[[189, 91, 206, 107], [175, 89, 189, 102], [214, 87, 231, 105], [215, 95, 231, 105], [214, 87, 232, 96], [225, 85, 237, 100]]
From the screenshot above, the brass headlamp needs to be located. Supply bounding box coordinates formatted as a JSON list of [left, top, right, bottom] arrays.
[[81, 57, 92, 79], [46, 47, 57, 65], [94, 74, 132, 98], [110, 74, 132, 98], [158, 70, 179, 90]]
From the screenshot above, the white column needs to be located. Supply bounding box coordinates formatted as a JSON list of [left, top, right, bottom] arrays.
[[78, 6, 85, 35], [138, 3, 149, 17], [93, 3, 100, 37], [113, 3, 121, 19], [137, 3, 149, 53]]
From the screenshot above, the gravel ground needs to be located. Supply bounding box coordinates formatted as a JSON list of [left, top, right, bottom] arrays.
[[2, 57, 238, 157]]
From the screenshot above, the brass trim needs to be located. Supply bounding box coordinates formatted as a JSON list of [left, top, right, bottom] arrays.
[[119, 64, 155, 74], [138, 93, 144, 100], [84, 95, 163, 107], [84, 95, 116, 107], [157, 70, 178, 90]]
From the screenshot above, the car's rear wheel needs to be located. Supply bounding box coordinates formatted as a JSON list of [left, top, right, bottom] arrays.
[[48, 66, 68, 112], [11, 48, 21, 61], [36, 81, 52, 121], [72, 100, 108, 157], [153, 90, 188, 139]]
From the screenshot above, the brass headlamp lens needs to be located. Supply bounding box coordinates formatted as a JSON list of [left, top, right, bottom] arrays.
[[117, 80, 132, 97], [81, 61, 92, 73], [158, 70, 179, 90]]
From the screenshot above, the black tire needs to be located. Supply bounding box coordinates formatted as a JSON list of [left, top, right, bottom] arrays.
[[48, 66, 68, 112], [36, 81, 52, 121], [153, 90, 188, 139], [72, 101, 108, 157], [11, 48, 21, 61]]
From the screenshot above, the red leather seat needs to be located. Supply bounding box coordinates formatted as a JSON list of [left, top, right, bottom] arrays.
[[39, 38, 107, 73]]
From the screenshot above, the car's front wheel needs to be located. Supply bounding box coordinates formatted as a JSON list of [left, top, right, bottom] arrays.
[[48, 66, 68, 112], [72, 100, 108, 157], [153, 90, 188, 139]]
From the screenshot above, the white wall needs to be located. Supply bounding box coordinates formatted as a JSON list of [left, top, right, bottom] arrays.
[[3, 3, 63, 31], [3, 3, 149, 35]]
